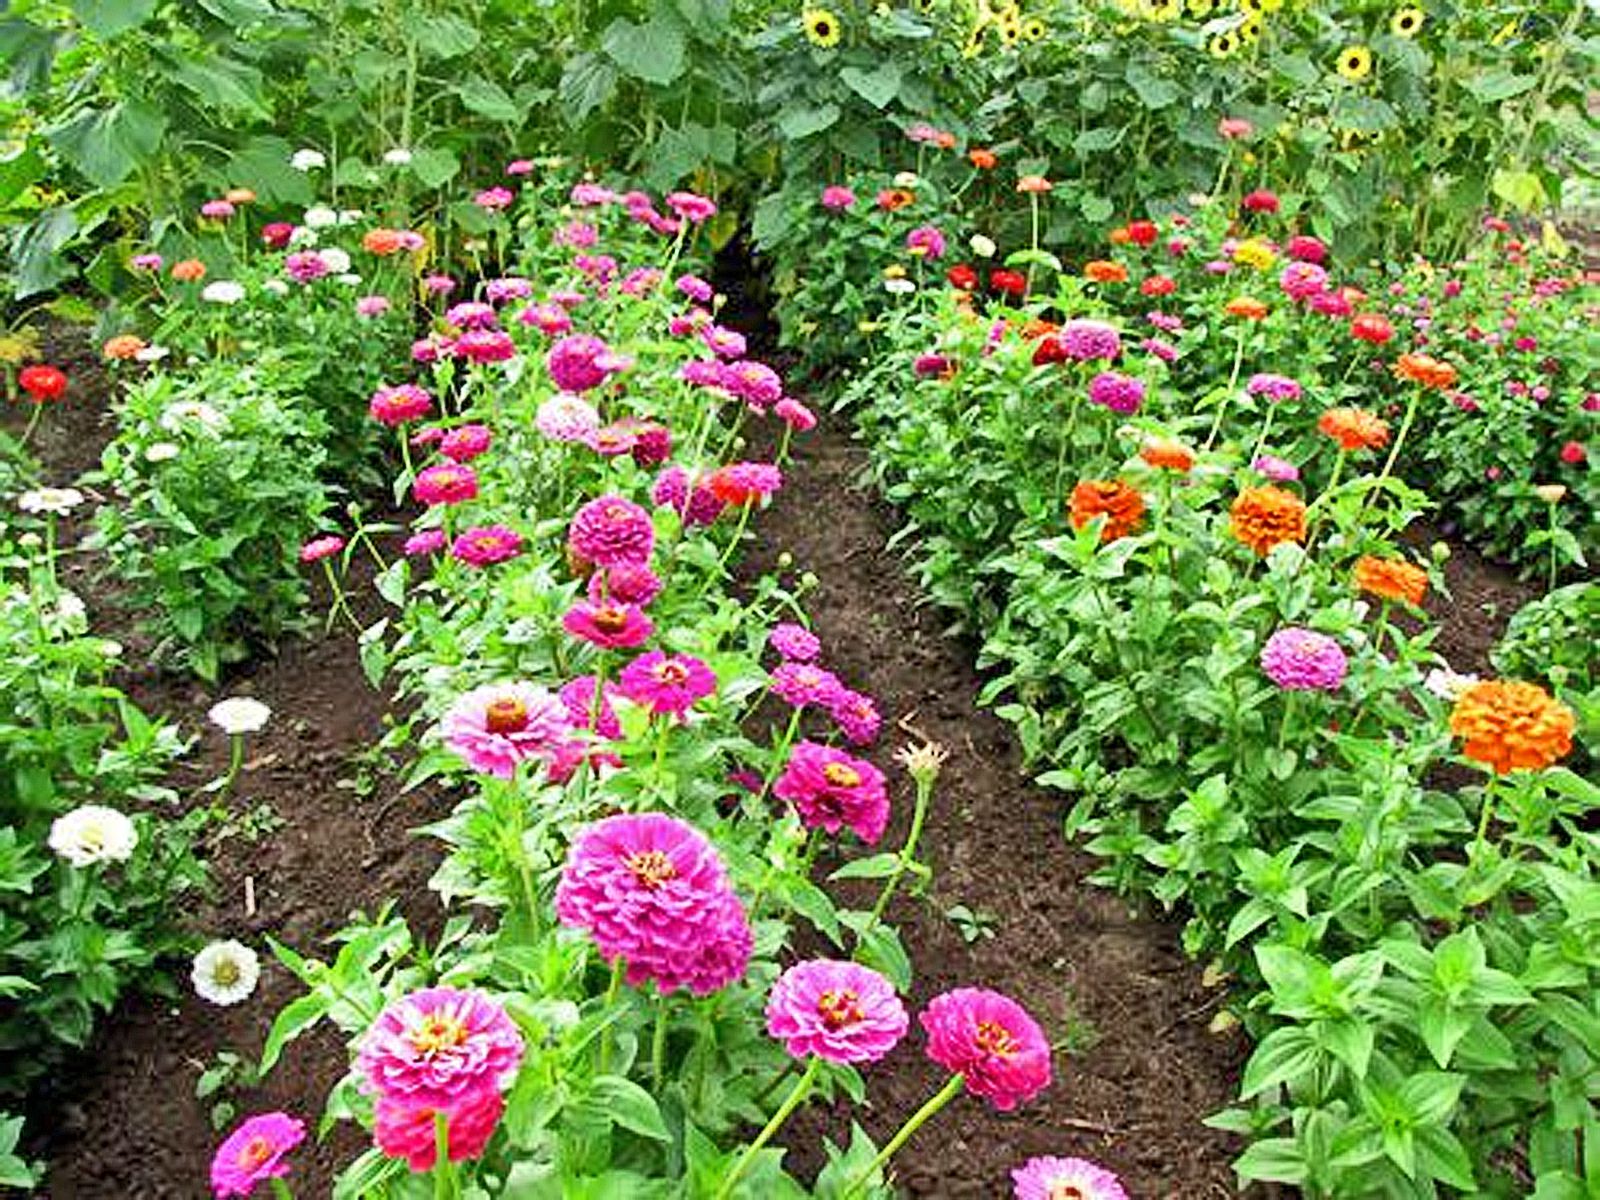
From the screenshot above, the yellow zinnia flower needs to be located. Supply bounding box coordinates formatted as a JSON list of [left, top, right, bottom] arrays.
[[802, 6, 842, 48], [1391, 7, 1424, 37], [1336, 45, 1373, 81], [1233, 238, 1277, 270]]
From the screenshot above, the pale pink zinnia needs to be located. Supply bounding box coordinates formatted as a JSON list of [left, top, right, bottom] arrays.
[[766, 959, 908, 1064], [441, 681, 570, 777], [618, 651, 716, 717], [210, 1112, 304, 1199], [773, 741, 890, 845], [1012, 1156, 1128, 1200], [357, 986, 524, 1108], [921, 987, 1052, 1111], [536, 393, 601, 443]]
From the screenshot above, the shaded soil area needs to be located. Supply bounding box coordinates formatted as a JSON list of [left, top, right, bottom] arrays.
[[739, 418, 1249, 1196]]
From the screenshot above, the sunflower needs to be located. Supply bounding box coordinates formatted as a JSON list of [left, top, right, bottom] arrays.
[[1209, 30, 1240, 57], [1336, 45, 1373, 81], [1148, 0, 1182, 21], [997, 15, 1022, 45], [1021, 15, 1046, 39], [1188, 0, 1215, 13], [1239, 15, 1263, 41], [1239, 0, 1265, 12], [1390, 7, 1424, 37], [802, 6, 842, 48]]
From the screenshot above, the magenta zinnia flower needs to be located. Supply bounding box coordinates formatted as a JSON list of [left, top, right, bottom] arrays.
[[357, 986, 524, 1108], [653, 466, 727, 527], [666, 191, 717, 223], [451, 524, 523, 567], [536, 394, 601, 443], [405, 528, 448, 557], [906, 225, 947, 261], [770, 662, 845, 709], [555, 813, 752, 995], [370, 383, 433, 427], [1087, 371, 1145, 415], [560, 675, 622, 738], [439, 424, 493, 462], [210, 1112, 305, 1199], [453, 329, 517, 363], [769, 622, 821, 663], [568, 494, 655, 568], [830, 689, 883, 746], [619, 651, 717, 717], [1057, 319, 1122, 362], [547, 333, 622, 392], [441, 681, 570, 777], [1246, 373, 1303, 402], [562, 600, 655, 649], [776, 398, 817, 431], [413, 463, 478, 506], [587, 562, 663, 607], [374, 1088, 503, 1173], [1012, 1156, 1129, 1200], [1260, 628, 1347, 692], [766, 959, 908, 1064], [445, 301, 498, 330], [773, 741, 890, 845], [921, 987, 1052, 1111], [299, 535, 345, 563], [821, 185, 857, 211]]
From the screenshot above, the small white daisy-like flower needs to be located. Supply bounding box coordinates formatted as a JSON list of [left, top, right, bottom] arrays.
[[144, 441, 181, 463], [200, 280, 246, 305], [208, 696, 272, 735], [1425, 667, 1479, 701], [883, 278, 917, 296], [303, 205, 338, 229], [335, 272, 363, 287], [336, 209, 364, 226], [48, 805, 138, 868], [287, 226, 318, 247], [892, 171, 921, 188], [191, 940, 261, 1006], [289, 148, 326, 171], [134, 344, 170, 363], [383, 147, 413, 166], [319, 247, 352, 274], [969, 233, 997, 258], [18, 487, 85, 515], [159, 401, 227, 434], [260, 279, 291, 296]]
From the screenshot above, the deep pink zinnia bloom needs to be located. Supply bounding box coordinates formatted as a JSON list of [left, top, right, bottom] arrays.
[[1057, 319, 1122, 362], [357, 986, 524, 1108], [413, 463, 478, 507], [405, 529, 447, 557], [619, 651, 717, 717], [505, 158, 534, 176], [629, 421, 673, 467], [906, 225, 947, 261], [484, 276, 533, 304], [446, 301, 499, 330], [1012, 1156, 1129, 1200], [568, 494, 655, 568], [441, 682, 569, 777], [770, 622, 821, 662], [587, 562, 663, 607], [474, 186, 514, 210], [1246, 373, 1303, 402], [771, 662, 845, 709], [1242, 188, 1280, 213], [299, 535, 345, 564], [666, 191, 717, 223], [519, 302, 573, 336], [676, 274, 714, 303], [1280, 261, 1328, 302], [830, 688, 883, 746], [821, 185, 857, 210], [570, 183, 616, 207], [453, 329, 517, 363], [776, 398, 817, 431], [440, 424, 493, 463], [374, 1088, 503, 1173], [261, 222, 294, 250], [652, 466, 726, 527], [451, 525, 523, 567], [921, 988, 1052, 1111], [547, 334, 622, 392], [562, 600, 655, 649], [560, 675, 622, 739], [555, 813, 752, 995], [370, 384, 433, 427], [210, 1112, 304, 1199], [1087, 371, 1145, 415], [284, 251, 329, 283], [766, 960, 908, 1064], [1286, 235, 1326, 264], [728, 360, 784, 409], [1260, 628, 1347, 692], [773, 741, 890, 845]]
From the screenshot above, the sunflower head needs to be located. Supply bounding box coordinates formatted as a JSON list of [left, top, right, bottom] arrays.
[[802, 6, 842, 48], [1209, 30, 1240, 58], [1239, 15, 1263, 41], [1336, 45, 1373, 80], [1391, 7, 1425, 37], [1188, 0, 1215, 14], [1021, 15, 1046, 39]]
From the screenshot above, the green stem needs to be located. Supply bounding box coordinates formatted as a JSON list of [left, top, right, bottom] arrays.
[[844, 1074, 966, 1197], [714, 1057, 821, 1200], [596, 956, 625, 1076], [432, 1110, 456, 1199], [651, 995, 670, 1086], [1204, 326, 1249, 451], [856, 773, 934, 951]]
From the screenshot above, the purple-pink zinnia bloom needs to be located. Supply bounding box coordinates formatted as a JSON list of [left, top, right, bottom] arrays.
[[1087, 371, 1145, 414], [587, 562, 663, 607], [1252, 454, 1300, 483], [451, 525, 523, 567], [774, 741, 890, 845], [370, 383, 433, 427], [441, 681, 570, 777], [1057, 320, 1122, 362], [830, 689, 883, 746], [298, 535, 345, 564], [770, 622, 821, 662], [555, 813, 752, 995], [413, 463, 478, 506], [921, 987, 1052, 1111], [453, 329, 517, 364], [1012, 1156, 1129, 1200], [1260, 628, 1347, 692], [766, 959, 908, 1064], [440, 424, 493, 463], [357, 986, 524, 1108], [474, 186, 515, 210], [666, 191, 717, 223], [1247, 373, 1303, 402], [568, 494, 655, 568], [547, 334, 625, 392], [771, 662, 845, 709], [210, 1112, 305, 1199], [562, 601, 655, 649], [618, 651, 717, 717], [405, 529, 448, 557], [906, 225, 947, 260], [821, 185, 856, 211]]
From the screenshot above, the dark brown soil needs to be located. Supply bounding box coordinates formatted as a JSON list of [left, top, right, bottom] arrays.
[[740, 418, 1248, 1197], [1403, 522, 1541, 677]]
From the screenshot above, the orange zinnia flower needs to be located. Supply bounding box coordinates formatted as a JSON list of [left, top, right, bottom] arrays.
[[1070, 480, 1145, 542], [1021, 318, 1060, 341], [1317, 407, 1390, 452], [1225, 296, 1269, 320], [1230, 486, 1307, 556], [1139, 437, 1194, 472], [1109, 226, 1133, 246], [363, 228, 407, 255], [969, 148, 997, 169], [1449, 680, 1575, 774], [170, 258, 207, 282], [1017, 175, 1053, 195], [1084, 260, 1129, 284], [1393, 353, 1459, 390], [877, 188, 915, 212], [1353, 555, 1428, 606], [102, 334, 147, 361], [224, 187, 257, 205]]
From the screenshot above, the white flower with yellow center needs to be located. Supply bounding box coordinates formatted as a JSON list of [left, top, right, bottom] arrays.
[[49, 805, 138, 868], [209, 696, 272, 735], [192, 940, 261, 1006], [18, 487, 85, 515], [969, 233, 997, 258], [289, 148, 326, 171]]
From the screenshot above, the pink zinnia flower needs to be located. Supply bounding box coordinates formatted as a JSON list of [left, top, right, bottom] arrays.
[[677, 274, 714, 303], [1218, 116, 1254, 139], [830, 689, 883, 746], [774, 741, 890, 845], [1087, 371, 1145, 415], [547, 334, 626, 392], [769, 622, 821, 662], [299, 535, 345, 564], [921, 987, 1052, 1111], [131, 252, 164, 271], [357, 986, 524, 1108], [413, 463, 478, 507], [571, 183, 616, 207], [405, 529, 447, 557], [210, 1112, 304, 1199], [568, 494, 655, 568], [766, 960, 908, 1064], [484, 276, 533, 304], [356, 295, 391, 318], [702, 325, 747, 360], [519, 302, 573, 336], [771, 662, 844, 708], [284, 251, 329, 283], [260, 223, 294, 249], [505, 158, 534, 176], [451, 525, 523, 567], [728, 360, 784, 409], [776, 397, 817, 431], [666, 191, 717, 223], [1143, 338, 1178, 363], [560, 675, 622, 739], [652, 466, 726, 527], [587, 562, 663, 607], [1012, 1156, 1128, 1200], [423, 273, 457, 295], [1242, 189, 1280, 213], [1252, 454, 1300, 483], [1246, 373, 1302, 402], [619, 651, 716, 717], [906, 225, 947, 261], [555, 813, 753, 995], [1286, 235, 1326, 264], [1057, 320, 1122, 362], [1280, 261, 1328, 302], [562, 600, 655, 649], [536, 394, 601, 443], [630, 421, 673, 467], [374, 1088, 503, 1172], [441, 682, 569, 777], [201, 199, 236, 220], [453, 329, 516, 363], [1260, 628, 1347, 692], [440, 424, 493, 463], [707, 461, 782, 507], [587, 423, 638, 458], [821, 185, 857, 211], [446, 301, 499, 330], [370, 383, 433, 427], [474, 186, 515, 210]]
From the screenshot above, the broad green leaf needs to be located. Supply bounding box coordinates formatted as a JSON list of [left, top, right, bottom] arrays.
[[70, 0, 156, 38], [776, 103, 840, 141], [48, 101, 166, 187], [586, 1075, 670, 1141], [456, 76, 521, 123], [1232, 1137, 1308, 1184], [840, 62, 902, 110], [1240, 1026, 1320, 1098], [409, 147, 461, 189], [602, 14, 686, 86]]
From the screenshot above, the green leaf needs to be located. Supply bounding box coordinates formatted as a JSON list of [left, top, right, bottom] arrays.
[[1466, 71, 1536, 103], [1492, 168, 1548, 212], [602, 14, 686, 86], [586, 1075, 669, 1141], [1074, 127, 1122, 153], [415, 13, 479, 57], [1240, 1026, 1320, 1098], [167, 53, 270, 117], [409, 147, 461, 189], [0, 144, 45, 207], [1125, 63, 1179, 109], [840, 62, 902, 110], [48, 101, 166, 187], [456, 76, 521, 123], [259, 992, 327, 1074], [775, 102, 841, 141], [1232, 1137, 1308, 1184], [70, 0, 156, 38]]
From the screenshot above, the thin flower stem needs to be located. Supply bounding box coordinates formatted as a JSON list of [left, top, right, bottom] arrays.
[[651, 995, 670, 1086], [18, 401, 43, 447], [432, 1110, 456, 1199], [1364, 384, 1421, 519], [714, 1057, 821, 1200], [1204, 327, 1249, 451], [856, 772, 934, 951], [596, 955, 625, 1076], [844, 1073, 966, 1197]]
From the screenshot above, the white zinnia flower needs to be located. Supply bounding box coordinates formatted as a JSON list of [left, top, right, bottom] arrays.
[[191, 940, 261, 1006], [289, 148, 326, 171], [335, 272, 363, 286], [200, 280, 245, 305], [144, 441, 181, 463], [336, 209, 364, 226], [319, 247, 352, 274], [1425, 667, 1479, 701], [303, 205, 338, 229], [159, 401, 227, 433], [208, 696, 272, 735], [18, 487, 85, 515], [892, 171, 921, 188], [287, 226, 318, 247], [884, 278, 917, 295], [969, 233, 997, 258], [383, 148, 413, 166], [260, 279, 291, 296], [49, 805, 138, 867], [54, 590, 87, 625], [134, 344, 170, 363]]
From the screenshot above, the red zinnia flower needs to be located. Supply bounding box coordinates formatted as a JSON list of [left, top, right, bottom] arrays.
[[1126, 219, 1159, 246], [947, 263, 979, 290], [1560, 441, 1586, 465], [1350, 313, 1394, 344], [1242, 189, 1280, 213], [989, 269, 1026, 296], [18, 365, 67, 403]]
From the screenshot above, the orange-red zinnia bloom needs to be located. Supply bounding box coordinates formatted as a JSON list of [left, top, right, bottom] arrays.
[[1353, 555, 1428, 606], [170, 259, 207, 282], [1225, 296, 1270, 320], [1393, 353, 1459, 390], [1230, 486, 1307, 556], [969, 148, 997, 169], [1069, 480, 1145, 542], [1317, 407, 1390, 452], [363, 228, 407, 255], [1017, 175, 1053, 195], [1449, 680, 1575, 774], [102, 334, 147, 360], [1139, 437, 1194, 472], [877, 188, 915, 212], [1084, 260, 1129, 284]]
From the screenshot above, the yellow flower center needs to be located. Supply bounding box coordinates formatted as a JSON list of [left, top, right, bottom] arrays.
[[408, 1012, 469, 1056], [817, 989, 865, 1030], [822, 762, 861, 789], [625, 850, 678, 889], [653, 660, 690, 685], [237, 1136, 275, 1170], [484, 697, 529, 734], [974, 1019, 1020, 1058]]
